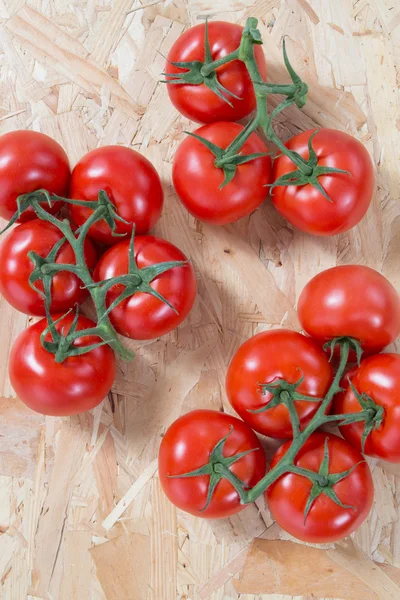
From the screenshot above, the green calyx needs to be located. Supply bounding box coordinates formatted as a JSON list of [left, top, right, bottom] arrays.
[[185, 130, 271, 188], [249, 373, 323, 415], [167, 426, 258, 510], [269, 130, 352, 202], [323, 336, 364, 365]]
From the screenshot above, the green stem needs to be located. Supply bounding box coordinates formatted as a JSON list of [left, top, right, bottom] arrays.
[[200, 49, 240, 76]]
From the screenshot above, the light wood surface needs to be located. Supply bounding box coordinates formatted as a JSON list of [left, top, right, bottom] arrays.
[[0, 1, 400, 599]]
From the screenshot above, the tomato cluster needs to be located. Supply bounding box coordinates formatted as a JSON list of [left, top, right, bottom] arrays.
[[0, 131, 196, 416]]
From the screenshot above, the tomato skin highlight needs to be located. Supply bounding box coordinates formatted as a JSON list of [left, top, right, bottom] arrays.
[[69, 146, 163, 245], [266, 432, 374, 543], [159, 410, 266, 518], [0, 130, 69, 222], [166, 22, 267, 124], [272, 129, 374, 236], [0, 220, 97, 316], [334, 353, 400, 462], [173, 122, 272, 225], [226, 329, 333, 438], [298, 265, 400, 355], [94, 236, 196, 340], [9, 314, 116, 416]]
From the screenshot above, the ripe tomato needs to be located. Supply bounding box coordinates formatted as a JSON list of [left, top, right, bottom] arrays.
[[298, 265, 400, 355], [226, 329, 333, 438], [172, 122, 272, 225], [272, 129, 374, 236], [266, 432, 373, 543], [159, 409, 266, 518], [334, 353, 400, 462], [0, 220, 97, 316], [69, 146, 163, 245], [0, 130, 69, 222], [165, 21, 266, 124], [94, 236, 196, 340], [9, 313, 116, 416]]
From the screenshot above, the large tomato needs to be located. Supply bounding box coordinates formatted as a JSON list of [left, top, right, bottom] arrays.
[[266, 432, 373, 543], [172, 122, 272, 225], [298, 265, 400, 355], [226, 329, 333, 438], [0, 130, 69, 222], [94, 236, 196, 340], [9, 313, 116, 416], [271, 129, 374, 236], [165, 21, 267, 124], [334, 353, 400, 462], [69, 146, 163, 245], [159, 409, 266, 518], [0, 220, 97, 316]]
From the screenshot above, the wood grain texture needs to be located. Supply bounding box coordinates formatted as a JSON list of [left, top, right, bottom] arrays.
[[0, 1, 400, 599]]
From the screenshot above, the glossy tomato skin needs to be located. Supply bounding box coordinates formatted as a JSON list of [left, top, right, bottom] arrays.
[[69, 146, 163, 245], [226, 329, 333, 438], [166, 22, 267, 124], [298, 265, 400, 355], [0, 130, 69, 222], [0, 220, 97, 316], [334, 353, 400, 462], [266, 432, 373, 543], [9, 314, 116, 416], [173, 122, 272, 225], [159, 410, 266, 518], [272, 129, 374, 236], [94, 236, 196, 340]]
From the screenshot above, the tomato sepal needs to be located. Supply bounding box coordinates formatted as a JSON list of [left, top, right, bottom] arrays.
[[323, 336, 364, 365]]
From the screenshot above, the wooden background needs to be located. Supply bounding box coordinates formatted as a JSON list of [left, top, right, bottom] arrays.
[[0, 1, 400, 599]]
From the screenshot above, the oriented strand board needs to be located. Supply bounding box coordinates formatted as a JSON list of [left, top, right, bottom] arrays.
[[0, 1, 400, 599]]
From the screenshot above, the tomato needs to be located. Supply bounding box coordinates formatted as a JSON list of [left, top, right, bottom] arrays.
[[271, 129, 374, 236], [9, 313, 116, 416], [298, 265, 400, 355], [226, 329, 333, 438], [159, 409, 266, 518], [69, 146, 163, 245], [266, 432, 373, 543], [172, 122, 272, 225], [0, 130, 69, 222], [334, 353, 400, 462], [0, 220, 97, 316], [165, 21, 266, 124], [94, 236, 196, 340]]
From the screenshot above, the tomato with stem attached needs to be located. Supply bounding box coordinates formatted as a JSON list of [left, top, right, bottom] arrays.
[[159, 409, 266, 518], [266, 432, 373, 543], [271, 129, 374, 236], [334, 353, 400, 462], [165, 21, 267, 124], [0, 219, 97, 316], [173, 122, 272, 225], [298, 265, 400, 355], [69, 146, 163, 245], [0, 130, 69, 223], [9, 313, 116, 416], [94, 236, 196, 340], [226, 329, 333, 438]]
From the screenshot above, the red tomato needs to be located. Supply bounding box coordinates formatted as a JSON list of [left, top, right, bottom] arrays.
[[226, 329, 333, 438], [9, 313, 116, 416], [159, 409, 266, 518], [172, 122, 272, 225], [298, 265, 400, 355], [334, 353, 400, 462], [272, 129, 374, 236], [0, 130, 69, 222], [94, 236, 196, 340], [69, 146, 163, 245], [166, 22, 267, 124], [266, 432, 373, 543], [0, 220, 97, 316]]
